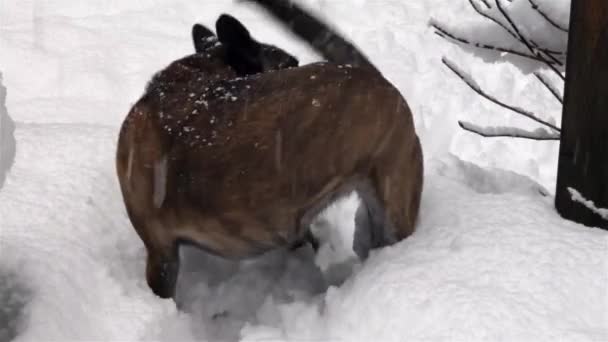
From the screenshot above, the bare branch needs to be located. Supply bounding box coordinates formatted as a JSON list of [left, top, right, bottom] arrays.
[[459, 1, 566, 62], [459, 121, 560, 140], [529, 39, 565, 66], [527, 0, 569, 33], [430, 21, 560, 65], [479, 0, 491, 9], [495, 0, 566, 80], [442, 56, 561, 132], [534, 72, 563, 104], [468, 0, 518, 40]]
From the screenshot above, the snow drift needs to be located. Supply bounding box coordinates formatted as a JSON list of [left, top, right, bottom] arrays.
[[0, 0, 606, 341]]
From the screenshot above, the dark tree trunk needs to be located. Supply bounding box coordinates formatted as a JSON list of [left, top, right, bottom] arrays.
[[555, 0, 608, 229]]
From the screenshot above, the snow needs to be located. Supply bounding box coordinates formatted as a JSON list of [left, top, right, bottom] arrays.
[[310, 194, 359, 277], [1, 0, 607, 341], [459, 120, 560, 140]]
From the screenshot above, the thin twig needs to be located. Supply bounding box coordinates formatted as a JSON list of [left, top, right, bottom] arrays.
[[527, 0, 568, 33], [495, 0, 561, 65], [442, 56, 561, 132], [459, 121, 560, 140], [534, 72, 563, 104], [470, 0, 565, 57], [479, 0, 491, 9], [495, 0, 566, 80], [468, 0, 518, 40], [431, 22, 559, 65], [433, 9, 563, 64], [467, 0, 565, 64], [529, 38, 565, 66]]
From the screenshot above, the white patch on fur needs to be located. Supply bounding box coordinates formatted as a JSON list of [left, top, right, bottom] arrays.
[[126, 147, 135, 183], [153, 155, 168, 208], [311, 193, 360, 272]]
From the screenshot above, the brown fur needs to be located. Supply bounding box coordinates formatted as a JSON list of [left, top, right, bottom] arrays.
[[117, 60, 422, 299]]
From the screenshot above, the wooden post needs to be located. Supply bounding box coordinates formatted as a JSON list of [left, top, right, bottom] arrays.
[[555, 0, 608, 229]]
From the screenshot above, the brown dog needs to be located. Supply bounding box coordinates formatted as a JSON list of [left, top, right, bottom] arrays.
[[116, 5, 423, 300]]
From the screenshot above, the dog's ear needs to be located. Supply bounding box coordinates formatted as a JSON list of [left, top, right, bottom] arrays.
[[216, 14, 257, 49], [216, 14, 263, 75], [192, 23, 217, 53]]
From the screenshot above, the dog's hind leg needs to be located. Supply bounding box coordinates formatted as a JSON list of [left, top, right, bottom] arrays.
[[135, 218, 180, 300], [371, 137, 424, 243], [353, 179, 398, 260], [146, 243, 180, 299]]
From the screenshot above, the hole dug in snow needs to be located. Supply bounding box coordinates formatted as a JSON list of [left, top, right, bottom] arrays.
[[0, 267, 32, 342], [169, 195, 362, 342], [172, 246, 328, 341]]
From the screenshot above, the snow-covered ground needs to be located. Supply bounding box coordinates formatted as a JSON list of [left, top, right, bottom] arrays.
[[0, 0, 607, 341]]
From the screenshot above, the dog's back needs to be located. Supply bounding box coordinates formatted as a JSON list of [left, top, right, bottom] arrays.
[[117, 5, 423, 300], [117, 61, 413, 297], [246, 0, 423, 259]]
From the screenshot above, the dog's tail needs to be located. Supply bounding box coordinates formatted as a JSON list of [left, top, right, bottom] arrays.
[[245, 0, 377, 72]]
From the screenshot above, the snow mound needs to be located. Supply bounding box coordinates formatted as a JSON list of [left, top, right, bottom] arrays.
[[0, 124, 175, 342], [2, 124, 606, 342], [241, 158, 608, 342], [1, 0, 607, 341]]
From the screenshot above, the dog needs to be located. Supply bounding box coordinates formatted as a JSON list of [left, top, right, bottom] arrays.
[[116, 4, 423, 300]]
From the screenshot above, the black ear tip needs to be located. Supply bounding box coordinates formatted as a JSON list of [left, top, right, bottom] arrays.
[[192, 23, 217, 52], [217, 13, 236, 23], [192, 23, 215, 40], [216, 14, 235, 30], [216, 13, 249, 39], [192, 23, 202, 37]]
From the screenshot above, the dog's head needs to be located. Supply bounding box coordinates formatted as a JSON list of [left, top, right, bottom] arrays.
[[192, 14, 298, 76]]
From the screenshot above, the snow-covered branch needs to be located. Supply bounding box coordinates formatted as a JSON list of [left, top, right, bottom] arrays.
[[435, 0, 567, 142], [494, 0, 565, 80], [568, 188, 608, 221], [431, 22, 552, 65], [442, 57, 561, 132], [468, 0, 520, 41], [466, 0, 565, 62], [458, 121, 560, 140], [527, 0, 569, 33]]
